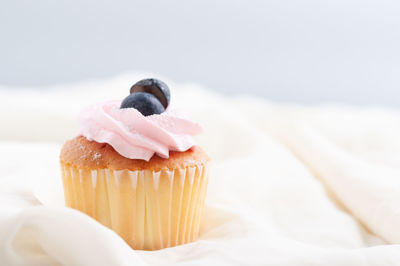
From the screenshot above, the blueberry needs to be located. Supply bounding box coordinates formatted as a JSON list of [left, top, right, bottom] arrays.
[[120, 92, 165, 116], [130, 78, 170, 109]]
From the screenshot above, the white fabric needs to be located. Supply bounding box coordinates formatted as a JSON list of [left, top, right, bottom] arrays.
[[1, 74, 400, 265]]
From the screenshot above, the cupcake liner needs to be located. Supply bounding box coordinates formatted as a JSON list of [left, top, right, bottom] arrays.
[[60, 163, 209, 250]]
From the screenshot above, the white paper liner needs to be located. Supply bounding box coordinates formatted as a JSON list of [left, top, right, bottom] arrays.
[[60, 163, 209, 250]]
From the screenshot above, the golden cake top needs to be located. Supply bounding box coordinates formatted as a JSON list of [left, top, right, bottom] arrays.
[[60, 136, 210, 171]]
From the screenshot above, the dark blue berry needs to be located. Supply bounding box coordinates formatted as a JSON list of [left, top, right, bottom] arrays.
[[130, 78, 170, 109], [120, 92, 165, 116]]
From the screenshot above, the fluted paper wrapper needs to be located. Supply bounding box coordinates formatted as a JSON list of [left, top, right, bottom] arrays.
[[60, 163, 209, 250]]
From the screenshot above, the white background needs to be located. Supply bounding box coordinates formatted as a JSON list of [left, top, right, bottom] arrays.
[[1, 0, 399, 105]]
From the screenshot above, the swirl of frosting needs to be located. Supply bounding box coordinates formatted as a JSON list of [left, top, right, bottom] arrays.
[[78, 100, 202, 161]]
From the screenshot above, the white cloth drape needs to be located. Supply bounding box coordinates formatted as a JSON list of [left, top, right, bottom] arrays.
[[1, 74, 400, 265]]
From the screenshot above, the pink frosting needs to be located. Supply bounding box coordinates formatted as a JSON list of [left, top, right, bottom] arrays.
[[78, 100, 202, 161]]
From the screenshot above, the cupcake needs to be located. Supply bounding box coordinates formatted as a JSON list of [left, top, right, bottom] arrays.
[[59, 79, 210, 250]]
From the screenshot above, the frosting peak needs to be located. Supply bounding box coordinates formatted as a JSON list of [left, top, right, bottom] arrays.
[[78, 101, 202, 161]]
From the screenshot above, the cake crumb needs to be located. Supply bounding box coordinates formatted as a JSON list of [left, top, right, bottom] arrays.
[[93, 152, 102, 160]]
